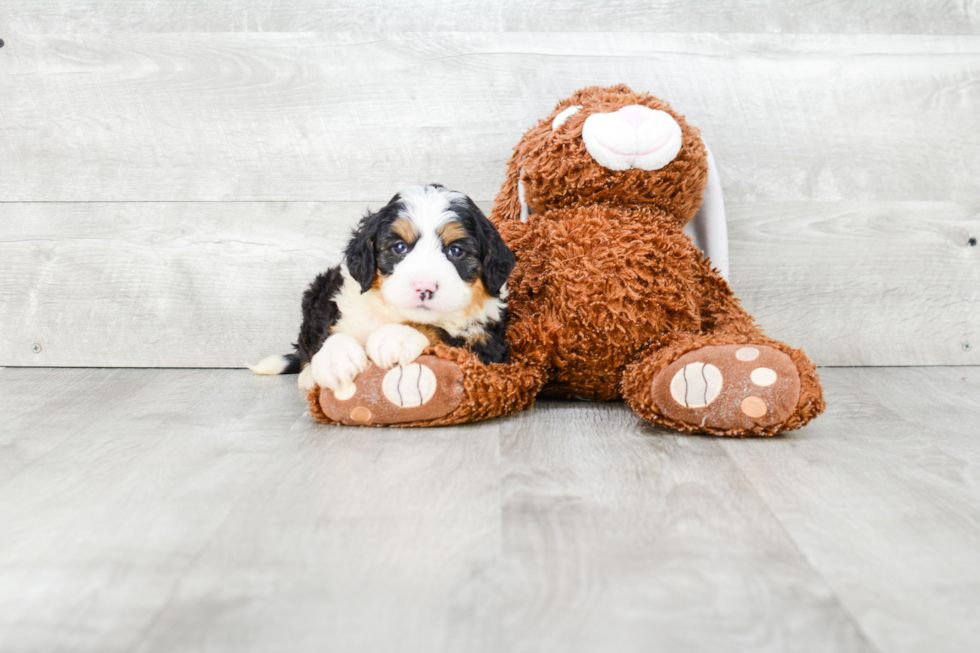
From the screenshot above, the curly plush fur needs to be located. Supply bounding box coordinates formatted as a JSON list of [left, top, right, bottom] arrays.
[[309, 84, 825, 436]]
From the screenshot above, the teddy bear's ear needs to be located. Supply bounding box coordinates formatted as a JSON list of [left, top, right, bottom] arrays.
[[488, 160, 524, 224], [682, 142, 730, 281]]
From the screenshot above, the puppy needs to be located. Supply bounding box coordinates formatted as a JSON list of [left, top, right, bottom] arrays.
[[249, 184, 515, 393]]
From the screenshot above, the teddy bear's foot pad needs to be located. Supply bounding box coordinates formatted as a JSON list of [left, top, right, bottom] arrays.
[[651, 345, 801, 430], [318, 355, 464, 426]]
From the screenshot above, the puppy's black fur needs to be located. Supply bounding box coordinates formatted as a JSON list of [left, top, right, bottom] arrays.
[[279, 187, 514, 375], [446, 194, 515, 297], [278, 266, 345, 374], [428, 314, 511, 366], [345, 191, 401, 293]]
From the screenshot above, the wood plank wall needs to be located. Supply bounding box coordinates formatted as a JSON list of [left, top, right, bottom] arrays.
[[1, 2, 978, 367]]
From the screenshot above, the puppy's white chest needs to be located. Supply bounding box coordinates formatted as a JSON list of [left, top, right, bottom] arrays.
[[331, 271, 399, 342], [332, 306, 390, 343]]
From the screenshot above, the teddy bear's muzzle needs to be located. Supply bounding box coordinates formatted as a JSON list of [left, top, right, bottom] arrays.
[[581, 104, 683, 172]]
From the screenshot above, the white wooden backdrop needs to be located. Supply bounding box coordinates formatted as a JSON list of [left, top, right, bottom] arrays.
[[1, 2, 978, 368]]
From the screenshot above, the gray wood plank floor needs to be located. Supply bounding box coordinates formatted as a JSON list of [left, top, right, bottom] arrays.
[[1, 366, 978, 652]]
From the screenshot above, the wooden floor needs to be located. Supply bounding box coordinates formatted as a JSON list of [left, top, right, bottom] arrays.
[[0, 367, 977, 652]]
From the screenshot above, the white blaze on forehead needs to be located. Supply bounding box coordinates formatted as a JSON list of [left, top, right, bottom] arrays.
[[396, 184, 464, 235]]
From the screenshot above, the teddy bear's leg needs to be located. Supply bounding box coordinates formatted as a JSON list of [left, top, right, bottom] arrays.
[[621, 332, 825, 437], [306, 344, 546, 427]]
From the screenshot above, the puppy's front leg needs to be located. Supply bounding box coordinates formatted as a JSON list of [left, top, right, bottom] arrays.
[[366, 324, 431, 369], [309, 333, 369, 394]]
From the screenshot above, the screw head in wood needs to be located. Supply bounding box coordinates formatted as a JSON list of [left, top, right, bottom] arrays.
[[32, 343, 42, 354], [969, 237, 977, 247], [0, 39, 5, 48], [964, 342, 973, 352]]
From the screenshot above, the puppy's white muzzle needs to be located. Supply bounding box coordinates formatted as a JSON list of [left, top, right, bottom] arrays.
[[581, 104, 682, 172], [380, 236, 472, 319]]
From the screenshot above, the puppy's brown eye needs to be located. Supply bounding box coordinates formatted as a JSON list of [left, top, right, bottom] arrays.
[[393, 242, 408, 255], [447, 245, 463, 259]]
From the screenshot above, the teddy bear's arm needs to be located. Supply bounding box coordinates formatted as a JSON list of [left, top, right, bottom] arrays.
[[307, 345, 547, 427]]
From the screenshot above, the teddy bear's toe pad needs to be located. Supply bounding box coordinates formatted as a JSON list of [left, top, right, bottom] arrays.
[[652, 345, 800, 430], [318, 355, 463, 426]]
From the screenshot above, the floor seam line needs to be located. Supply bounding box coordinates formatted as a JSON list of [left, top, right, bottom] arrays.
[[718, 440, 884, 653]]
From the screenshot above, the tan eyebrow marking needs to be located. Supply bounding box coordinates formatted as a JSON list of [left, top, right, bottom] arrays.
[[438, 221, 467, 245], [392, 218, 419, 244]]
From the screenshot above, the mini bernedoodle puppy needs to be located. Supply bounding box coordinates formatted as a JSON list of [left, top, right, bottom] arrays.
[[249, 184, 515, 393]]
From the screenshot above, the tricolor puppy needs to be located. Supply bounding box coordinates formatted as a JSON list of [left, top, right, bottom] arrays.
[[249, 184, 515, 393]]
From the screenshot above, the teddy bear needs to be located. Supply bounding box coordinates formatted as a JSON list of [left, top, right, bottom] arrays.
[[309, 84, 825, 436]]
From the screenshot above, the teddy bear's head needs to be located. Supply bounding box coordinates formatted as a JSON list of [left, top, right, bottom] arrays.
[[494, 84, 708, 227]]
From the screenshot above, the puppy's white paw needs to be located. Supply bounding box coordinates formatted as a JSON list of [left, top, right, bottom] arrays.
[[311, 334, 368, 392], [366, 324, 430, 369], [297, 364, 315, 392]]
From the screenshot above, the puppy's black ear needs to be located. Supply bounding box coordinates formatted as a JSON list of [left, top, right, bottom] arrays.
[[344, 215, 379, 294], [455, 196, 515, 297], [481, 224, 516, 297], [346, 195, 402, 293]]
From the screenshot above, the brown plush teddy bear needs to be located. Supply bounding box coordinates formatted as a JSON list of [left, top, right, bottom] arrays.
[[310, 84, 825, 436]]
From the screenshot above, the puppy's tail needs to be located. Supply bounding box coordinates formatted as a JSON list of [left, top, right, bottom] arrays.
[[247, 353, 302, 376]]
